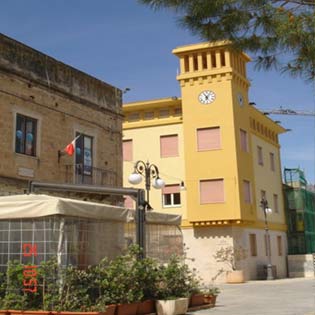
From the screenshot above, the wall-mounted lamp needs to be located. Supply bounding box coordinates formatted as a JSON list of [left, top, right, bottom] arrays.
[[180, 181, 186, 191]]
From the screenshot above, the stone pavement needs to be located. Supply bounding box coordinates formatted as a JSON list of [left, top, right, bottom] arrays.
[[188, 278, 315, 315]]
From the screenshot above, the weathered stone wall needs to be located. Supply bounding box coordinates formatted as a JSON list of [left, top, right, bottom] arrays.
[[0, 34, 123, 198], [288, 254, 315, 278], [0, 34, 122, 114]]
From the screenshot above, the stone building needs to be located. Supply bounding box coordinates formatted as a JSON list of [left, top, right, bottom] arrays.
[[0, 34, 123, 199]]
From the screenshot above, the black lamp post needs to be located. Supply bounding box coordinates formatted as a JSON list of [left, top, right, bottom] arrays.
[[260, 197, 274, 280], [128, 160, 165, 256], [128, 160, 165, 204]]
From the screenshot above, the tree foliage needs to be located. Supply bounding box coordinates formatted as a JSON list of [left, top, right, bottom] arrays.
[[139, 0, 315, 81]]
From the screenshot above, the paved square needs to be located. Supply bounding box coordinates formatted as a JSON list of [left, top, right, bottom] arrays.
[[190, 278, 315, 315]]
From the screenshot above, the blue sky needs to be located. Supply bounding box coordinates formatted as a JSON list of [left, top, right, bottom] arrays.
[[1, 0, 314, 184]]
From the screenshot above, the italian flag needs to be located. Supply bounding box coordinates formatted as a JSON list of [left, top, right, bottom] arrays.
[[64, 135, 81, 156]]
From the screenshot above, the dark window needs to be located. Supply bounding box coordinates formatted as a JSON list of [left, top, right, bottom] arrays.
[[249, 234, 257, 256], [173, 193, 181, 205], [163, 192, 181, 207], [75, 133, 93, 176], [162, 185, 181, 207], [15, 114, 37, 156], [163, 194, 172, 206]]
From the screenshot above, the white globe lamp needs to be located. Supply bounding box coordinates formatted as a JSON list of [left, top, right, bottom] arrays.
[[128, 172, 142, 185], [152, 177, 165, 189]]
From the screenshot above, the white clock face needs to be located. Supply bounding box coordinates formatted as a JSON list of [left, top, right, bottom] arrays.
[[198, 90, 216, 104]]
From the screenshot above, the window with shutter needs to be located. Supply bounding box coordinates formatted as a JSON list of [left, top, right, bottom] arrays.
[[200, 179, 224, 204]]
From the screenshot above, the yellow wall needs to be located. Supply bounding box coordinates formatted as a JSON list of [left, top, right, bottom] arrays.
[[123, 122, 187, 219], [251, 134, 286, 224]]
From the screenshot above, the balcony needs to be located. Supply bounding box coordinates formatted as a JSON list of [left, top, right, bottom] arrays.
[[65, 164, 118, 187]]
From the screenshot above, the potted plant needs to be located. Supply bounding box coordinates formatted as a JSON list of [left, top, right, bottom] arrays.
[[202, 285, 220, 306], [187, 276, 204, 307], [213, 246, 247, 283], [97, 246, 144, 315], [188, 286, 204, 308], [0, 259, 109, 314], [134, 253, 159, 315], [154, 255, 195, 315]]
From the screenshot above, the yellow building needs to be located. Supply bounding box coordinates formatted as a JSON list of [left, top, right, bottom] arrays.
[[123, 42, 287, 281]]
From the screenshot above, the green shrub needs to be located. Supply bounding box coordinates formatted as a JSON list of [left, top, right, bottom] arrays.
[[0, 246, 202, 309], [154, 255, 199, 300]]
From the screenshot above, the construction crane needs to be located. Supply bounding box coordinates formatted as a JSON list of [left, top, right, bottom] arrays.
[[262, 107, 315, 117]]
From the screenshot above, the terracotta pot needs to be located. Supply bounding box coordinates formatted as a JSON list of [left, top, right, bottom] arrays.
[[51, 312, 103, 315], [137, 300, 155, 315], [9, 312, 51, 315], [189, 293, 204, 307], [203, 294, 217, 306], [203, 294, 214, 305], [212, 295, 217, 306], [104, 304, 116, 315], [115, 302, 139, 315], [226, 270, 245, 283]]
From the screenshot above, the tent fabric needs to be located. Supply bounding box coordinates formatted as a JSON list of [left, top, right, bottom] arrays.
[[0, 194, 181, 225], [146, 211, 182, 225]]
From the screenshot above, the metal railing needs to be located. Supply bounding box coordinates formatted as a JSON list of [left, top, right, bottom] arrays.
[[65, 164, 118, 187]]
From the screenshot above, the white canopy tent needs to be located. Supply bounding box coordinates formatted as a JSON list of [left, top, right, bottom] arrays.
[[0, 194, 182, 269], [0, 194, 181, 224]]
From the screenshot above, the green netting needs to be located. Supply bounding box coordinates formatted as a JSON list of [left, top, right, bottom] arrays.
[[284, 168, 307, 188], [284, 168, 315, 254]]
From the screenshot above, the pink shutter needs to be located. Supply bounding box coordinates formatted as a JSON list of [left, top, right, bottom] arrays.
[[240, 129, 248, 152], [124, 195, 134, 209], [243, 180, 251, 203], [123, 140, 132, 161], [197, 127, 221, 151], [200, 179, 224, 204], [162, 185, 180, 194], [160, 135, 178, 157]]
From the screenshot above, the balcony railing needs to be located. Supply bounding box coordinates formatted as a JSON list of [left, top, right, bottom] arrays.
[[65, 164, 118, 187]]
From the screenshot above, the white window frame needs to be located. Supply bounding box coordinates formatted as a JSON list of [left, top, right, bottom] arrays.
[[162, 191, 181, 208]]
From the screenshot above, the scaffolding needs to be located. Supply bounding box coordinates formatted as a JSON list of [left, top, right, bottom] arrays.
[[284, 168, 315, 254]]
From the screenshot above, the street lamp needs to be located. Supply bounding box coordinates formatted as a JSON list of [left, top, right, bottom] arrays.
[[128, 160, 165, 206], [260, 197, 274, 280], [128, 160, 165, 257]]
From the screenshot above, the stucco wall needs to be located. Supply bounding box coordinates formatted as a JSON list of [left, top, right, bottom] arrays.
[[123, 123, 187, 219], [183, 226, 287, 283]]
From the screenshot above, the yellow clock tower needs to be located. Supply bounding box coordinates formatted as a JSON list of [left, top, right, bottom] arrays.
[[173, 42, 256, 224]]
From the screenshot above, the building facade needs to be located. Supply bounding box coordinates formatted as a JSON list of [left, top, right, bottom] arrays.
[[0, 34, 123, 199], [123, 42, 287, 281]]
